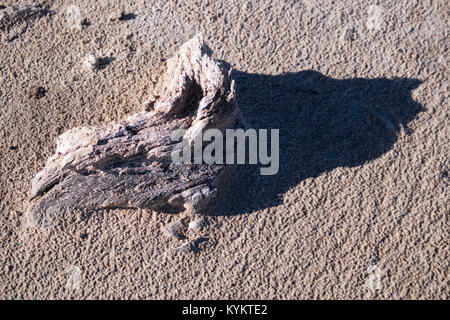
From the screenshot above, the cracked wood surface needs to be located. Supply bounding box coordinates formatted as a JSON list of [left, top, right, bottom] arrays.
[[27, 34, 243, 227]]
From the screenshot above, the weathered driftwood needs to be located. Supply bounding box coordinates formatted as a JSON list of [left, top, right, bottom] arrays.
[[27, 34, 243, 227]]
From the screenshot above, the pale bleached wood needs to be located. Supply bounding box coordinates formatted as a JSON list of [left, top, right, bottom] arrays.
[[27, 34, 243, 227]]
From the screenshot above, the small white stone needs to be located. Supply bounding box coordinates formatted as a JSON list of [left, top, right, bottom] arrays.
[[84, 53, 99, 70], [188, 218, 205, 231]]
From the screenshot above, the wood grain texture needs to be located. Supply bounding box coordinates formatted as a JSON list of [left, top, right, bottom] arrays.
[[27, 34, 243, 227]]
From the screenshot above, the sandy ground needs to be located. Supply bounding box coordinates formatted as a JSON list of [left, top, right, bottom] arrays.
[[0, 0, 448, 299]]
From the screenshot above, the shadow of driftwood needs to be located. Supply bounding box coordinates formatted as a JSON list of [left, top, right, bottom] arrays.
[[208, 70, 422, 216]]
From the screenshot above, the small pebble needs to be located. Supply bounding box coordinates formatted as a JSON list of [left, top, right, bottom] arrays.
[[164, 219, 186, 240], [174, 237, 208, 254], [173, 241, 193, 253], [28, 86, 46, 100], [188, 218, 205, 231], [340, 27, 356, 42], [80, 18, 90, 28], [109, 9, 125, 21], [84, 53, 100, 70], [143, 94, 157, 111]]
